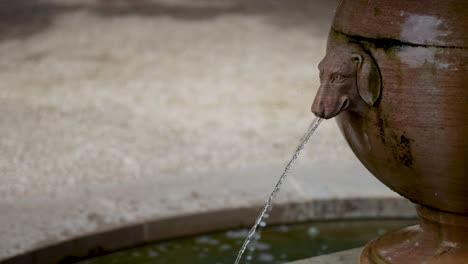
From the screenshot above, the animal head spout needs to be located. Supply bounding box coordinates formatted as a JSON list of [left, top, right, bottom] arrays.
[[311, 43, 382, 119]]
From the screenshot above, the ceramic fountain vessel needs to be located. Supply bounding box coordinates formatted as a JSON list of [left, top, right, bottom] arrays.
[[312, 0, 467, 263]]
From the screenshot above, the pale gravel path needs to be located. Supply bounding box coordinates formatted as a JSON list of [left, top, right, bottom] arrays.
[[0, 0, 349, 201], [0, 0, 401, 260]]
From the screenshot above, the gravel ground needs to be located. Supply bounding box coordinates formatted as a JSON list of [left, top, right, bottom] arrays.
[[0, 0, 353, 201]]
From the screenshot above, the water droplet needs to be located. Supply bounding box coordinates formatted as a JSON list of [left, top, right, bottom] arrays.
[[195, 236, 220, 245], [255, 242, 271, 251], [307, 226, 320, 237], [219, 244, 231, 251], [225, 229, 250, 239], [258, 253, 274, 262], [157, 245, 168, 252], [377, 228, 387, 235], [278, 225, 289, 232]]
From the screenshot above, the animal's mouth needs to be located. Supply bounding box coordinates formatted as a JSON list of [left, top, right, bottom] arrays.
[[325, 98, 350, 119], [340, 98, 350, 112], [314, 98, 350, 119]]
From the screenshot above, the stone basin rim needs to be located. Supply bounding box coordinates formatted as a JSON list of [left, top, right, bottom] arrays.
[[0, 197, 416, 264]]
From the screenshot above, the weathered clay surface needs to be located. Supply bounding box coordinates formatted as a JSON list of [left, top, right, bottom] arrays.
[[312, 0, 468, 263], [333, 0, 467, 47]]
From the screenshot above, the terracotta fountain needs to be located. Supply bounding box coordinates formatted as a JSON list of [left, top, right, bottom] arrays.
[[311, 0, 467, 263]]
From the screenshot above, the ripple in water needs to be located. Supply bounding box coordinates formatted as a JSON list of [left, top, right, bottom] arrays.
[[78, 219, 416, 264]]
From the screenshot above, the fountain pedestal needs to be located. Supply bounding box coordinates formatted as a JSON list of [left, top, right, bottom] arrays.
[[360, 206, 468, 263]]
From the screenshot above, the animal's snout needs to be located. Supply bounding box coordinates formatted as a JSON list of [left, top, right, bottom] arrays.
[[312, 85, 332, 119], [311, 88, 325, 118], [311, 85, 349, 119]]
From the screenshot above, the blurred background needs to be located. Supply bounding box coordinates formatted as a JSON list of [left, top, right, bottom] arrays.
[[0, 0, 370, 261], [0, 0, 353, 201]]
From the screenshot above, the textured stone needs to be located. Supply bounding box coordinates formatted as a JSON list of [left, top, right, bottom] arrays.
[[287, 248, 362, 264]]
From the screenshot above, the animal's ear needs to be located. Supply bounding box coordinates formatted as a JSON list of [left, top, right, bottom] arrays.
[[352, 52, 381, 106]]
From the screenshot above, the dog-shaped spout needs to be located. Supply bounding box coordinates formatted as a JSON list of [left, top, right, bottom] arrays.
[[311, 43, 382, 119]]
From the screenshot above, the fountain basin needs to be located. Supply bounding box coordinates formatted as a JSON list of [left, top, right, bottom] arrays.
[[78, 219, 416, 264], [2, 196, 416, 264]]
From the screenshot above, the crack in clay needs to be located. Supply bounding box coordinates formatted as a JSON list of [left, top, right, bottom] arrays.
[[331, 27, 466, 50]]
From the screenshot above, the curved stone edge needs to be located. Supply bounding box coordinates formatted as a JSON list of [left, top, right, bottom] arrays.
[[287, 248, 362, 264], [1, 197, 416, 264]]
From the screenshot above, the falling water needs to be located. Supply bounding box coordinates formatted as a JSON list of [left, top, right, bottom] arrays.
[[234, 117, 323, 264]]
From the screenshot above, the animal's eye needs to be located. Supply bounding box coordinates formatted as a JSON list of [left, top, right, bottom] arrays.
[[331, 74, 346, 83]]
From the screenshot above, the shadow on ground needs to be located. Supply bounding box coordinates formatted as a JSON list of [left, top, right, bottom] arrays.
[[0, 0, 337, 42]]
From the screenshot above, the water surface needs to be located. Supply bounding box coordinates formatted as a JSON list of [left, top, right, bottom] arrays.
[[79, 219, 415, 264]]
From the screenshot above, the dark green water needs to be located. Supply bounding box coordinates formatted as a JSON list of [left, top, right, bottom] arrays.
[[79, 219, 415, 264]]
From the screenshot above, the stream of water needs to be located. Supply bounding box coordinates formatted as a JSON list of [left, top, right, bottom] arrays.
[[234, 117, 323, 264]]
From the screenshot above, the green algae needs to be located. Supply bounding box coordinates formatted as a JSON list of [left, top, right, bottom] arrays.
[[78, 219, 415, 264]]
